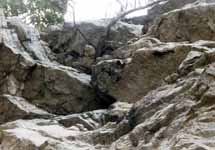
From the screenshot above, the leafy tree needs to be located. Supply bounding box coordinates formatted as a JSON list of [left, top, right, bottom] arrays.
[[0, 0, 25, 16], [0, 0, 68, 30]]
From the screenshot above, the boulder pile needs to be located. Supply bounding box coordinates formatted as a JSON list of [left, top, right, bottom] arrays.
[[1, 1, 215, 150]]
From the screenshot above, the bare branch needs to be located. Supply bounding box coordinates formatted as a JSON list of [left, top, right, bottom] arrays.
[[95, 0, 167, 57], [106, 0, 167, 36], [67, 0, 167, 58], [68, 1, 97, 49]]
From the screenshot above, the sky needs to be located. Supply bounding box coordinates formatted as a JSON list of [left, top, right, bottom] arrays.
[[64, 0, 148, 22]]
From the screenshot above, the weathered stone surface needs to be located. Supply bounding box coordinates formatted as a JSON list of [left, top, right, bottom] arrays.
[[0, 13, 99, 115], [123, 0, 200, 35], [56, 109, 109, 130], [2, 1, 215, 150], [92, 59, 125, 101], [47, 20, 142, 54], [43, 20, 142, 72], [0, 95, 52, 124], [57, 102, 132, 130], [8, 17, 55, 62], [108, 48, 215, 150], [149, 2, 215, 42], [0, 119, 127, 150], [93, 38, 215, 103], [0, 119, 94, 150], [147, 0, 198, 23], [112, 37, 162, 59], [0, 102, 132, 150]]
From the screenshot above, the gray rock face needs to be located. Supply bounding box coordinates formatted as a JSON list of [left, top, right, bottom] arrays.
[[149, 2, 215, 42], [2, 1, 215, 150], [147, 0, 198, 21], [123, 0, 198, 32], [2, 37, 215, 149], [92, 38, 215, 103], [111, 52, 215, 150], [0, 12, 99, 115], [0, 95, 52, 124], [43, 20, 142, 73], [0, 102, 132, 150]]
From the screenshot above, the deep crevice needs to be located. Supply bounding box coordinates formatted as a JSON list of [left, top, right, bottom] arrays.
[[95, 88, 117, 109]]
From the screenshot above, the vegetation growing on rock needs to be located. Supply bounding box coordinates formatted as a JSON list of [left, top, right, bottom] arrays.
[[0, 0, 67, 29]]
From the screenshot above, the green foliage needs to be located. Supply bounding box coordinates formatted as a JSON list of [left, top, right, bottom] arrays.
[[0, 0, 66, 30], [0, 0, 27, 16]]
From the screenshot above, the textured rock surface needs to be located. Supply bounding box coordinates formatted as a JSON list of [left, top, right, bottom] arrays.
[[123, 0, 198, 31], [93, 39, 215, 103], [149, 2, 215, 42], [0, 102, 132, 150], [43, 20, 142, 73], [147, 0, 197, 23], [0, 12, 99, 115], [1, 1, 215, 150], [110, 52, 215, 150], [0, 95, 52, 124]]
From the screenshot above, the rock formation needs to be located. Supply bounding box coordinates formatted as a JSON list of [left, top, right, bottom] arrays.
[[0, 11, 101, 115], [43, 20, 142, 73], [149, 1, 215, 42], [123, 0, 198, 27], [1, 1, 215, 150]]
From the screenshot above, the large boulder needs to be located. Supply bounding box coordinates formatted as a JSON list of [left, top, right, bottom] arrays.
[[149, 2, 215, 42], [0, 102, 132, 150], [92, 37, 215, 103], [0, 11, 100, 115], [0, 95, 52, 124], [110, 43, 215, 150]]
